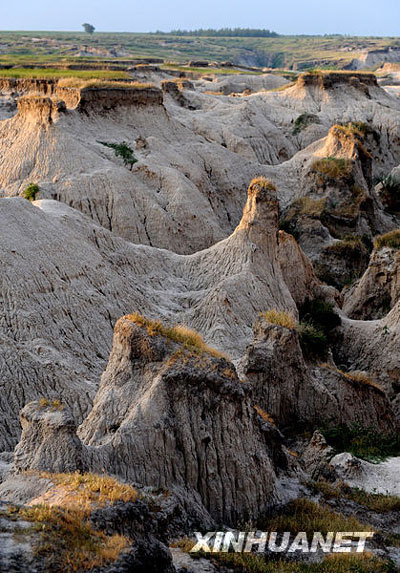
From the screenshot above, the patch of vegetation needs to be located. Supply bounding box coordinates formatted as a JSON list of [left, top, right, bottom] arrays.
[[260, 310, 296, 329], [0, 31, 398, 70], [296, 298, 340, 360], [376, 174, 400, 213], [9, 504, 129, 573], [39, 398, 64, 410], [374, 230, 400, 251], [165, 28, 279, 38], [174, 500, 390, 572], [292, 112, 320, 135], [127, 313, 226, 358], [320, 421, 400, 462], [249, 177, 277, 192], [297, 322, 328, 360], [299, 297, 341, 336], [41, 472, 138, 509], [0, 68, 130, 80], [210, 553, 394, 573], [287, 197, 327, 219], [98, 141, 138, 170], [340, 370, 383, 393], [325, 235, 366, 259], [308, 480, 400, 513], [23, 182, 40, 202], [310, 157, 353, 181], [258, 498, 372, 536], [339, 121, 380, 144]]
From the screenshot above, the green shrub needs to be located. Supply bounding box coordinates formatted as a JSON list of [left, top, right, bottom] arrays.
[[23, 182, 40, 201], [320, 421, 400, 462], [299, 297, 341, 336], [292, 112, 320, 135], [297, 322, 328, 360], [374, 230, 400, 251], [98, 141, 138, 170]]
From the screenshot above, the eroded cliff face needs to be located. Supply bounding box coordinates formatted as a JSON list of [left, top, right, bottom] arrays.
[[238, 317, 397, 432], [0, 178, 302, 451], [80, 316, 286, 524], [344, 245, 400, 319]]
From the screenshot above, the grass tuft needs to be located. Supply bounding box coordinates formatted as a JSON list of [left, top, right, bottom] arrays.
[[249, 177, 277, 192], [126, 313, 226, 358], [254, 405, 276, 426], [260, 310, 296, 330], [310, 157, 353, 180], [374, 230, 400, 251]]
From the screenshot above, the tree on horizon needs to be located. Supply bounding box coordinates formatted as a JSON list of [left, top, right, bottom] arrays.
[[82, 23, 95, 35]]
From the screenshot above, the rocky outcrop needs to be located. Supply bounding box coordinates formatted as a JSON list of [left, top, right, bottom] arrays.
[[79, 316, 285, 524], [77, 86, 164, 113], [14, 401, 88, 473], [300, 430, 334, 479], [161, 79, 195, 108], [334, 305, 400, 416], [238, 316, 397, 431], [296, 71, 379, 95], [280, 122, 396, 288], [278, 230, 336, 306], [16, 95, 66, 125], [344, 245, 400, 319]]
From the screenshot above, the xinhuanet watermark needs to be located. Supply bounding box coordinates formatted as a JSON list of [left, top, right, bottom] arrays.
[[189, 531, 374, 554]]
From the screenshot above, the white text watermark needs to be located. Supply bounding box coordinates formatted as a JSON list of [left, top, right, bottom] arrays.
[[189, 531, 374, 554]]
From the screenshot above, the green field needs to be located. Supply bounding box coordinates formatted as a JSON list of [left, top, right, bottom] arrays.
[[0, 31, 399, 72]]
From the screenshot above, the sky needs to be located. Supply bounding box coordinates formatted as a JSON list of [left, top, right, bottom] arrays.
[[1, 0, 399, 36]]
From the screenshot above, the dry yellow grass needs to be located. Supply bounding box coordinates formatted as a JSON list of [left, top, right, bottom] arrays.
[[310, 157, 353, 180], [341, 371, 383, 392], [261, 309, 296, 330], [374, 229, 400, 250], [286, 197, 327, 219], [40, 472, 138, 510], [254, 405, 276, 426], [14, 504, 130, 572], [260, 498, 373, 536], [319, 364, 383, 393], [249, 176, 277, 192], [127, 313, 226, 358], [39, 398, 64, 410]]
